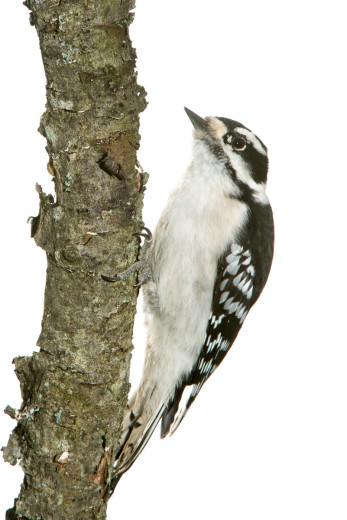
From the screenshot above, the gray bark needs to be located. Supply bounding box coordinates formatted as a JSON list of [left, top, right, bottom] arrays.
[[3, 0, 146, 518]]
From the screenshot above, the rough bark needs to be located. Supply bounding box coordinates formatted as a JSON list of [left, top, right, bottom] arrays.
[[3, 1, 147, 518]]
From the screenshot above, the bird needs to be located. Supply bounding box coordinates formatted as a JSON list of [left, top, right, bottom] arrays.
[[102, 107, 274, 494]]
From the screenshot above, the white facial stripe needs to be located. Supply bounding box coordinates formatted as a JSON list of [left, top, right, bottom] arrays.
[[221, 142, 268, 204], [234, 127, 267, 156]]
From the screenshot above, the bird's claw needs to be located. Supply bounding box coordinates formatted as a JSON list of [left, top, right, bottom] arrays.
[[133, 280, 146, 289], [132, 226, 152, 242], [101, 274, 121, 283]]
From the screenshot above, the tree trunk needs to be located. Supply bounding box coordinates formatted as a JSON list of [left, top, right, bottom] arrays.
[[3, 1, 146, 518]]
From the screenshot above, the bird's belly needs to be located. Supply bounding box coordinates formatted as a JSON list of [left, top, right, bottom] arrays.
[[143, 198, 248, 390]]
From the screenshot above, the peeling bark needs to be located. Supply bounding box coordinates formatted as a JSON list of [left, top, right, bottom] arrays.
[[3, 1, 146, 518]]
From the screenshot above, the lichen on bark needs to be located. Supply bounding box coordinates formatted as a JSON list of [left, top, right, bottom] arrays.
[[3, 0, 147, 518]]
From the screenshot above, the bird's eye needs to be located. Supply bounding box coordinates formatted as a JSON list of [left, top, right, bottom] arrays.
[[232, 136, 247, 151]]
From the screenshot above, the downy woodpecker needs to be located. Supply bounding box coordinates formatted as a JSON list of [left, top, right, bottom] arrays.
[[102, 108, 274, 493]]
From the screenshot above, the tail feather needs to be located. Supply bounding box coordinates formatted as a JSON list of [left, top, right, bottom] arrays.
[[110, 377, 204, 494], [160, 385, 185, 438], [110, 402, 166, 495], [167, 393, 195, 437], [115, 409, 140, 460], [161, 382, 203, 438]]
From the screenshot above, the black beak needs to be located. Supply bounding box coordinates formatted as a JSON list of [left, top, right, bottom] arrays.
[[184, 107, 208, 131]]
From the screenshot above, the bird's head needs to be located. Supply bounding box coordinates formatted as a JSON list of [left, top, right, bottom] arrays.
[[185, 107, 269, 203]]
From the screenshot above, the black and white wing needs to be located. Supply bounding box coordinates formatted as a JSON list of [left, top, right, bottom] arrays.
[[161, 241, 267, 437]]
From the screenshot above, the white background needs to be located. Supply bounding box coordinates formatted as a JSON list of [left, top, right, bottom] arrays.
[[1, 1, 347, 518]]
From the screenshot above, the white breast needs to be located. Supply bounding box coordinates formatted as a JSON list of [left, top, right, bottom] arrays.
[[143, 140, 248, 397]]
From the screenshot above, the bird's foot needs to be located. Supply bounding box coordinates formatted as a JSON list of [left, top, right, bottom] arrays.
[[101, 227, 153, 288]]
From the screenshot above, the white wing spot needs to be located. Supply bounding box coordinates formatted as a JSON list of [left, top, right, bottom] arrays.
[[199, 360, 206, 373], [227, 301, 239, 314], [220, 279, 228, 291], [239, 309, 249, 324], [206, 343, 213, 354], [226, 253, 238, 264], [242, 279, 252, 295], [223, 296, 234, 310], [221, 339, 230, 351], [212, 315, 225, 329], [233, 272, 244, 287], [247, 286, 253, 299], [224, 298, 239, 313], [236, 303, 246, 319], [231, 244, 243, 255], [247, 265, 255, 277], [219, 291, 229, 304], [237, 276, 248, 291], [204, 359, 213, 373], [215, 315, 225, 327], [225, 261, 241, 276]]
